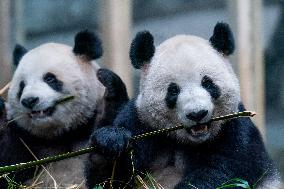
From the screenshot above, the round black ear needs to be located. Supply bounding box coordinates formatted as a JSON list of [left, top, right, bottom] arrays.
[[129, 31, 155, 69], [73, 30, 103, 60], [209, 22, 235, 56], [13, 44, 28, 67]]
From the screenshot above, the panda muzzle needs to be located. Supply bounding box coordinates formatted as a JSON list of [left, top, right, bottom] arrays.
[[29, 106, 55, 118]]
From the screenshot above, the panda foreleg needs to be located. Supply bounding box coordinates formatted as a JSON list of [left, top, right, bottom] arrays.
[[96, 68, 129, 126], [85, 152, 115, 188], [85, 126, 132, 189]]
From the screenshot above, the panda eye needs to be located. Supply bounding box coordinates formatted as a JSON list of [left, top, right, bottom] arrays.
[[167, 83, 180, 96], [201, 75, 221, 99], [43, 72, 63, 92], [201, 76, 212, 87], [165, 82, 180, 109], [18, 81, 25, 99], [43, 73, 56, 83]]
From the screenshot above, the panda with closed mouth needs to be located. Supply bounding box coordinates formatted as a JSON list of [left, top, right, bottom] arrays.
[[86, 23, 280, 189], [0, 31, 128, 188]]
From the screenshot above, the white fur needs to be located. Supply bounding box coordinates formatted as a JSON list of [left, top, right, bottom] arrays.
[[255, 171, 282, 189], [7, 43, 104, 138], [136, 35, 240, 143]]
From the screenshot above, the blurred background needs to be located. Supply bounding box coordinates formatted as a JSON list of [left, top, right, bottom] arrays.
[[0, 0, 283, 184]]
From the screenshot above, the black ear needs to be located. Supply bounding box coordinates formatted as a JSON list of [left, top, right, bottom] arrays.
[[130, 31, 155, 69], [13, 44, 28, 67], [209, 22, 235, 56], [73, 30, 103, 60]]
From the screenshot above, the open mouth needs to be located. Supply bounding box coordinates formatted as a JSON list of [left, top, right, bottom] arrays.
[[186, 124, 209, 137], [26, 95, 74, 120], [29, 106, 55, 119]]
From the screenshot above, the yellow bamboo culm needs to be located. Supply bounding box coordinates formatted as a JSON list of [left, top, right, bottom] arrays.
[[0, 81, 11, 97]]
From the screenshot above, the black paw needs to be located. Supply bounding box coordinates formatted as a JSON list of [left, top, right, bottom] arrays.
[[90, 126, 132, 158], [97, 69, 128, 101], [0, 97, 5, 116]]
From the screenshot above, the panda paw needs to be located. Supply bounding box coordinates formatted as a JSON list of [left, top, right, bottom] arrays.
[[90, 126, 132, 159], [97, 68, 128, 101]]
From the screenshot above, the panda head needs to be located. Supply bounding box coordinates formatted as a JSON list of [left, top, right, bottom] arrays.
[[131, 23, 240, 144], [7, 31, 104, 138]]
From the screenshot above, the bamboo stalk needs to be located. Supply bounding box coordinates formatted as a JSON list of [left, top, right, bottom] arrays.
[[55, 95, 75, 105], [0, 82, 10, 96], [132, 111, 256, 140], [0, 111, 255, 174], [0, 147, 95, 174]]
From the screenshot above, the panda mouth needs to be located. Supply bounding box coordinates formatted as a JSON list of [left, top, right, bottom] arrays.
[[29, 106, 55, 119], [187, 124, 209, 137]]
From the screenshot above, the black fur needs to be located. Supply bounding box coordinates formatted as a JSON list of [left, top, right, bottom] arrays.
[[86, 101, 278, 189], [97, 69, 128, 101], [90, 126, 131, 158], [165, 82, 180, 109], [0, 97, 4, 116], [209, 22, 235, 56], [201, 75, 221, 99], [13, 44, 28, 67], [129, 31, 155, 69], [43, 72, 63, 92], [73, 30, 103, 60], [21, 97, 39, 109], [17, 81, 25, 99], [96, 68, 129, 126]]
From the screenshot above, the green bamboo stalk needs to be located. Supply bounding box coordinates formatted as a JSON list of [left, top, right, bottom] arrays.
[[131, 111, 256, 140], [55, 95, 75, 105], [0, 147, 95, 174], [0, 111, 255, 174]]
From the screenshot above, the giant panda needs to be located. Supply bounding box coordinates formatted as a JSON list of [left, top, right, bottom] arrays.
[[0, 31, 128, 188], [85, 23, 280, 189]]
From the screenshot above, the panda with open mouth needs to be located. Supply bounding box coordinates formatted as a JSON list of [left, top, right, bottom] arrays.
[[85, 23, 280, 189], [0, 31, 128, 188]]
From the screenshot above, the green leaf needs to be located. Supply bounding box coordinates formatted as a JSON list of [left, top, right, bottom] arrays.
[[93, 185, 104, 189], [216, 183, 250, 188], [216, 178, 251, 189]]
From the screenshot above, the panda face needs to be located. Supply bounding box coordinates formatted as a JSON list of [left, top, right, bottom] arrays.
[[136, 35, 240, 144], [7, 43, 104, 138]]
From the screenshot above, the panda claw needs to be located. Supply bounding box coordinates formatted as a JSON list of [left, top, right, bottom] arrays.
[[90, 126, 132, 159]]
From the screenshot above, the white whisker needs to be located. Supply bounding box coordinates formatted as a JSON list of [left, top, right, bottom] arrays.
[[7, 114, 24, 125]]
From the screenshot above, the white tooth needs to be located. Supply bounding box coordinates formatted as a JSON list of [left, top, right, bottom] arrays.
[[40, 110, 44, 115]]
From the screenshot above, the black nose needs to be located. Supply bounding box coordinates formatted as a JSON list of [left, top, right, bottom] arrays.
[[21, 97, 39, 109], [186, 110, 208, 122]]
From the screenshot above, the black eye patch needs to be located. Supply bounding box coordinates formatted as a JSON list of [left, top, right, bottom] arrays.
[[201, 75, 221, 99], [43, 72, 63, 92], [18, 81, 25, 99], [165, 82, 180, 109]]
